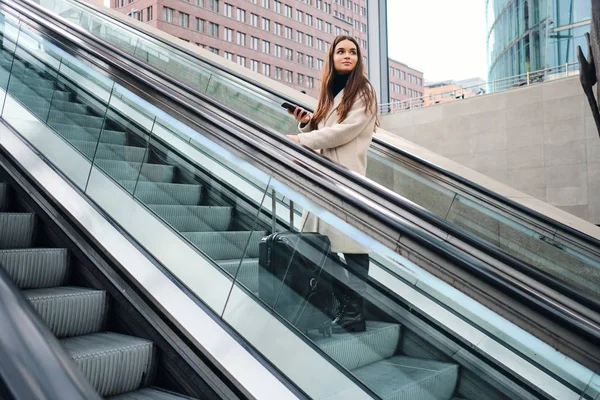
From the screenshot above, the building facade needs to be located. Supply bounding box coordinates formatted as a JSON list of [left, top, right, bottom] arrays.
[[112, 0, 369, 98], [388, 58, 424, 104], [486, 0, 591, 82]]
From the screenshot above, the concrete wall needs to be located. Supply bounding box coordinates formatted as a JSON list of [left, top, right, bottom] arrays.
[[380, 76, 600, 224]]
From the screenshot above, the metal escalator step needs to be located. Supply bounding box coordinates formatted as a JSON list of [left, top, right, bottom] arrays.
[[109, 387, 197, 400], [49, 99, 89, 114], [0, 248, 69, 289], [96, 160, 175, 183], [182, 231, 265, 260], [0, 213, 35, 248], [62, 332, 155, 397], [119, 181, 202, 206], [312, 321, 401, 371], [49, 122, 126, 145], [217, 258, 259, 293], [48, 110, 105, 129], [148, 205, 232, 232], [24, 286, 108, 338], [69, 140, 148, 163], [0, 182, 9, 211], [353, 356, 459, 400]]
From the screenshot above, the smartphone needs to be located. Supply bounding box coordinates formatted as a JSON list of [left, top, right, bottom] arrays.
[[281, 102, 298, 113]]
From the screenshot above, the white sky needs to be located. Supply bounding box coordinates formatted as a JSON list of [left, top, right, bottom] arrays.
[[386, 0, 488, 83]]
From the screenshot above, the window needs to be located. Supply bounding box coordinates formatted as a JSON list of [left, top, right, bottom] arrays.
[[317, 59, 323, 69], [361, 23, 366, 32], [354, 3, 358, 12], [262, 40, 271, 54], [251, 60, 259, 72], [209, 47, 219, 55], [251, 36, 259, 50], [297, 52, 304, 64], [325, 22, 332, 34], [316, 18, 323, 30], [274, 22, 282, 35], [117, 0, 124, 7], [296, 9, 303, 22], [224, 51, 234, 61], [402, 86, 406, 95], [147, 6, 153, 21], [284, 4, 292, 17], [262, 17, 270, 31], [262, 63, 271, 76], [178, 12, 189, 28], [236, 32, 246, 46], [236, 8, 245, 22], [361, 39, 367, 50], [343, 29, 349, 35], [224, 3, 233, 17], [285, 48, 293, 60], [307, 55, 314, 68], [317, 38, 323, 51], [274, 0, 281, 13], [306, 34, 313, 47], [285, 69, 293, 83], [361, 6, 366, 16], [418, 78, 423, 86], [297, 73, 304, 86], [209, 0, 219, 12], [275, 67, 283, 80], [316, 0, 322, 9], [324, 2, 330, 13], [163, 6, 173, 23], [195, 17, 205, 32], [275, 44, 282, 58], [238, 55, 246, 67], [209, 22, 219, 37], [306, 14, 313, 26], [335, 26, 340, 35], [285, 26, 292, 40], [224, 27, 233, 41], [325, 41, 330, 51], [251, 13, 258, 27], [308, 76, 314, 88], [262, 0, 270, 7], [296, 31, 303, 43]]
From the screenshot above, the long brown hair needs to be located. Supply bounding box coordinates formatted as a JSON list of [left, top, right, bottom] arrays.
[[310, 35, 378, 130]]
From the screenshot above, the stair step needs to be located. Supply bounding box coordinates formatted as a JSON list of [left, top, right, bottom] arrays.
[[353, 356, 458, 400], [50, 99, 89, 114], [48, 110, 105, 129], [182, 231, 265, 260], [24, 286, 108, 338], [0, 248, 69, 289], [69, 140, 148, 163], [0, 182, 9, 211], [119, 181, 202, 206], [0, 213, 35, 248], [312, 321, 401, 371], [149, 205, 232, 232], [96, 160, 175, 183], [62, 332, 155, 397], [109, 387, 197, 400], [50, 122, 127, 145], [217, 258, 259, 292]]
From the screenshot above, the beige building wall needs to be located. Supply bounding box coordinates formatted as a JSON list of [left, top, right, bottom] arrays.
[[380, 76, 600, 224]]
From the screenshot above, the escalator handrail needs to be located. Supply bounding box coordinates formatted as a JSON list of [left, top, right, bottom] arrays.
[[7, 0, 600, 346], [0, 266, 102, 400], [69, 0, 600, 251]]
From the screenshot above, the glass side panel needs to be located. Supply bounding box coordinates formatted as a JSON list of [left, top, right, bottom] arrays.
[[0, 12, 595, 400], [34, 0, 600, 304]]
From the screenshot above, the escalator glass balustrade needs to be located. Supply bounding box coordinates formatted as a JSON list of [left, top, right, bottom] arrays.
[[0, 12, 597, 400]]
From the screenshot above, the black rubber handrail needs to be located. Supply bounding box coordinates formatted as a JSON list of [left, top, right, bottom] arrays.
[[0, 266, 101, 400], [68, 0, 600, 251], [6, 0, 600, 348]]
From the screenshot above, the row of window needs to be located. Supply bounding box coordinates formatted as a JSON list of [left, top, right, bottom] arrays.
[[390, 83, 422, 97], [389, 67, 422, 86], [249, 0, 367, 18]]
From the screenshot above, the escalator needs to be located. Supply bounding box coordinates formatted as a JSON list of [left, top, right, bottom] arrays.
[[0, 2, 598, 400], [36, 0, 600, 309]]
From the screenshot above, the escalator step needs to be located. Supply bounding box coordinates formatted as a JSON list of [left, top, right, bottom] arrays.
[[24, 286, 108, 338], [313, 321, 401, 371], [353, 356, 458, 400], [0, 248, 69, 289], [182, 231, 265, 260], [119, 181, 202, 205], [217, 258, 259, 293], [49, 122, 127, 145], [96, 160, 175, 183], [109, 387, 197, 400], [62, 332, 155, 397], [49, 99, 89, 114], [0, 182, 9, 211], [48, 110, 105, 129], [69, 140, 148, 163], [148, 205, 232, 232], [0, 213, 35, 248]]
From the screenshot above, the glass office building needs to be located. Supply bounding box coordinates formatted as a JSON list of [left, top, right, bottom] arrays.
[[486, 0, 591, 81]]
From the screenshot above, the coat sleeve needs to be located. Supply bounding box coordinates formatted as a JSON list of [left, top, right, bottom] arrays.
[[298, 119, 313, 133], [297, 97, 373, 150]]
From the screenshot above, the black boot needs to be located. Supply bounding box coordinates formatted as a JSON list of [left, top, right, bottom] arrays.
[[330, 292, 366, 333]]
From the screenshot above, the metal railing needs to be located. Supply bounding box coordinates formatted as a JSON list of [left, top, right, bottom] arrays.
[[379, 62, 580, 114]]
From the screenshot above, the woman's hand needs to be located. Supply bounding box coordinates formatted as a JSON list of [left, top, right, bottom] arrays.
[[287, 135, 301, 143], [289, 106, 311, 124]]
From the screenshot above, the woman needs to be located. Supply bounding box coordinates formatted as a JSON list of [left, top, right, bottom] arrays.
[[288, 35, 378, 333]]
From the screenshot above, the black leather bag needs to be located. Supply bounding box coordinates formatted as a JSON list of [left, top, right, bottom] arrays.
[[258, 232, 333, 337]]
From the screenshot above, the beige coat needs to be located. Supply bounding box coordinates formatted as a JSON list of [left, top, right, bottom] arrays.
[[297, 89, 376, 253]]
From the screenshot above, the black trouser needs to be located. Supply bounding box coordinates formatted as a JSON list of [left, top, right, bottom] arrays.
[[330, 253, 370, 299]]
